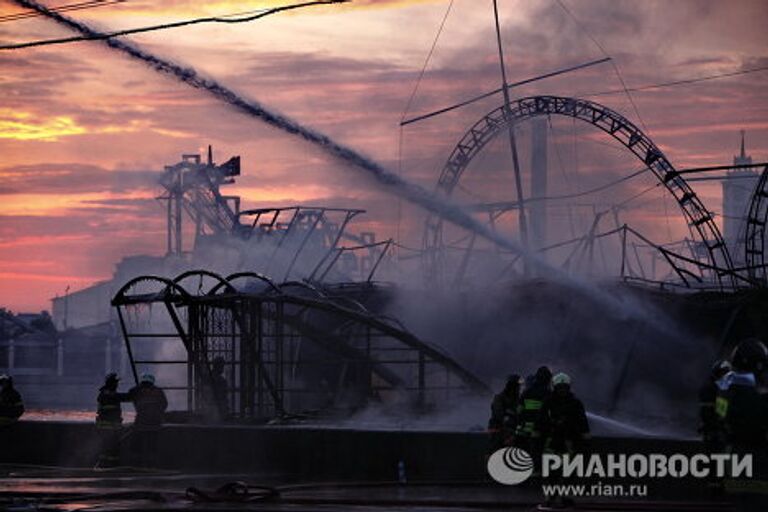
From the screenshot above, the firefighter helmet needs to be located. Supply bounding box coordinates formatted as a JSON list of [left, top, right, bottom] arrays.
[[730, 338, 768, 374], [710, 359, 732, 379], [552, 372, 572, 387]]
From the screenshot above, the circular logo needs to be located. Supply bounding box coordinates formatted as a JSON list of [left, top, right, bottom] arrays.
[[487, 447, 534, 485]]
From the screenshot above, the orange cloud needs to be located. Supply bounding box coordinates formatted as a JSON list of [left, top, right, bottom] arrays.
[[0, 108, 196, 142], [0, 109, 85, 141]]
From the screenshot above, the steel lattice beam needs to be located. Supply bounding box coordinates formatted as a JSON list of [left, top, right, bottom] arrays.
[[423, 95, 735, 289]]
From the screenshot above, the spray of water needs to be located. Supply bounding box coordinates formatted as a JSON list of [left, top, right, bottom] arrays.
[[12, 0, 677, 328]]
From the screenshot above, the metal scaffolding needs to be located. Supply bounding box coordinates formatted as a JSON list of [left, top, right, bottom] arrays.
[[422, 95, 738, 290], [112, 271, 488, 422]]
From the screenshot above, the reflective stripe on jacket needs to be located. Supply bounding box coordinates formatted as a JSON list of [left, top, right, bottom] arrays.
[[516, 384, 550, 438]]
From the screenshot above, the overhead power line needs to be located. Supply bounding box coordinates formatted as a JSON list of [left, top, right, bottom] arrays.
[[0, 0, 125, 23], [400, 63, 768, 127], [554, 0, 649, 135], [586, 65, 768, 97], [0, 0, 347, 50], [400, 0, 454, 123], [468, 166, 649, 212], [676, 162, 768, 175], [400, 57, 611, 126]]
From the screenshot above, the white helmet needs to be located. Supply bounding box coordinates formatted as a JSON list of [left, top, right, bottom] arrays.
[[552, 372, 571, 387]]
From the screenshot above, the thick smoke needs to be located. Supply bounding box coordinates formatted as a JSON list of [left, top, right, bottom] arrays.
[[15, 1, 715, 437], [382, 279, 712, 437], [12, 0, 654, 324]]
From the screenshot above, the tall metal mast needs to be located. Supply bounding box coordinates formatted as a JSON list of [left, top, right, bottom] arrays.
[[492, 0, 529, 261]]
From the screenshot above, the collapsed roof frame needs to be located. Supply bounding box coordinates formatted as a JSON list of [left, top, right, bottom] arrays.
[[111, 271, 488, 422]]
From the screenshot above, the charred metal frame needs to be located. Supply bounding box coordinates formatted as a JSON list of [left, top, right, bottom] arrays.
[[112, 271, 488, 421], [743, 165, 768, 283], [158, 152, 241, 255], [236, 207, 383, 283], [423, 95, 735, 289]]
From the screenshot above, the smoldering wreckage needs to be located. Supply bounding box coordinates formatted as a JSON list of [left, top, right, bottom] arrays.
[[3, 1, 768, 511]]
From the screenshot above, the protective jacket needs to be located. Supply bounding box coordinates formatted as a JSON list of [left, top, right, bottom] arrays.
[[489, 392, 518, 432], [97, 387, 129, 429], [716, 372, 768, 452], [540, 391, 589, 453], [129, 383, 168, 430], [699, 379, 725, 446], [0, 386, 23, 425], [516, 382, 550, 439]]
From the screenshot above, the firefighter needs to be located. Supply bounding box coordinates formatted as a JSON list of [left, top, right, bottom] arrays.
[[488, 374, 521, 452], [514, 366, 552, 465], [0, 374, 24, 426], [95, 373, 130, 468], [540, 372, 590, 507], [208, 357, 228, 421], [699, 359, 731, 452], [128, 374, 168, 467], [716, 338, 768, 454], [541, 372, 590, 455]]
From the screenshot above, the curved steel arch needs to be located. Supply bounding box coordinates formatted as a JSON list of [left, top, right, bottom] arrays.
[[112, 275, 191, 305], [279, 280, 327, 299], [173, 269, 235, 296], [207, 271, 281, 295], [324, 295, 370, 314], [423, 95, 734, 287], [743, 165, 768, 283]]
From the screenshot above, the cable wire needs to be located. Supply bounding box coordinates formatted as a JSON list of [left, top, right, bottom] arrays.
[[0, 0, 347, 50], [554, 0, 650, 136], [472, 166, 649, 211], [400, 0, 454, 124], [586, 64, 768, 97], [397, 0, 453, 255], [0, 0, 125, 23]]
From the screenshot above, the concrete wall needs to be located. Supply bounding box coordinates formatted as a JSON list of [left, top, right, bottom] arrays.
[[0, 421, 702, 481]]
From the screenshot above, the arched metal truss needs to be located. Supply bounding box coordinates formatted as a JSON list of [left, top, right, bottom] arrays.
[[423, 95, 734, 288], [112, 271, 488, 422], [743, 165, 768, 283], [173, 270, 237, 296]]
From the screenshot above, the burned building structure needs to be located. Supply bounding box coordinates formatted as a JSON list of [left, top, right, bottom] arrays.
[[9, 97, 767, 431]]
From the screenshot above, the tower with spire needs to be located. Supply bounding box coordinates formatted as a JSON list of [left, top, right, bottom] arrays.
[[721, 130, 757, 264]]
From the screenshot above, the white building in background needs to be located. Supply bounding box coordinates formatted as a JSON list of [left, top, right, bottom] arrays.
[[721, 131, 759, 266]]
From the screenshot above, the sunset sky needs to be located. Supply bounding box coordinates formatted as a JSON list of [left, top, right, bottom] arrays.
[[0, 0, 766, 312]]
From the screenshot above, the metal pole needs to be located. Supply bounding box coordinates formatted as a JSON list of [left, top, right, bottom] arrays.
[[620, 225, 627, 278], [283, 211, 324, 281], [492, 0, 529, 266], [174, 170, 183, 254], [116, 307, 139, 385], [166, 189, 173, 255], [63, 285, 69, 331]]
